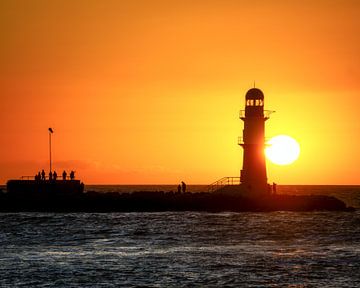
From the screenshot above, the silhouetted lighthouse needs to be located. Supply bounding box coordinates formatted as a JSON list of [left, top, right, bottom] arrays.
[[239, 88, 272, 194]]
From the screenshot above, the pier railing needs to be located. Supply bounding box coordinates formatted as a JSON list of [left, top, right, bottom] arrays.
[[207, 177, 241, 192], [238, 137, 270, 145], [20, 175, 74, 180]]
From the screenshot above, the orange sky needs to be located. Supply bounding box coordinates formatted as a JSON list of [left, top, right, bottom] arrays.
[[1, 0, 360, 184]]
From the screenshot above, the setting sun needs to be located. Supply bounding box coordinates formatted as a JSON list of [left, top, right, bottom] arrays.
[[265, 135, 300, 166]]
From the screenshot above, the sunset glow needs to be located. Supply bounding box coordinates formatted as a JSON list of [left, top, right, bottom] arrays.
[[1, 1, 360, 184]]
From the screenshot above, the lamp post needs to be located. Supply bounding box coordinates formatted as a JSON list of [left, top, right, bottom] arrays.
[[49, 128, 53, 172]]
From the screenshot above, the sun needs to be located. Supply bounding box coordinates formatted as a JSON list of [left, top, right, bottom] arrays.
[[265, 135, 300, 165]]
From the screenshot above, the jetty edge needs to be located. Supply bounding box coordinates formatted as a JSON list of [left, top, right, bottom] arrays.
[[0, 182, 354, 212]]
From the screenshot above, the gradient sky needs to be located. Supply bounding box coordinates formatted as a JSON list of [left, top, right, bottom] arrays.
[[1, 0, 360, 184]]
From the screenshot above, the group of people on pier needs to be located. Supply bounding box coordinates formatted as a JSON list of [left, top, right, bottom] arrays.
[[177, 181, 187, 193], [267, 182, 277, 195], [34, 170, 75, 181]]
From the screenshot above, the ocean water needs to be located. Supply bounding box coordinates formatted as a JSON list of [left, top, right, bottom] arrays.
[[0, 186, 359, 287]]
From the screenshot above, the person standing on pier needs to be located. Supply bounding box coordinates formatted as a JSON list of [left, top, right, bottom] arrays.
[[53, 171, 57, 181], [62, 170, 67, 180], [181, 181, 186, 193], [41, 169, 46, 180], [273, 182, 277, 194]]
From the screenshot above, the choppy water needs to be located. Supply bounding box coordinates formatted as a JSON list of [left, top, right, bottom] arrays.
[[0, 186, 360, 287]]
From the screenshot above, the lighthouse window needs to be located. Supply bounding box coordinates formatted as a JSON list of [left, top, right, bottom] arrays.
[[246, 100, 255, 106], [246, 99, 263, 106]]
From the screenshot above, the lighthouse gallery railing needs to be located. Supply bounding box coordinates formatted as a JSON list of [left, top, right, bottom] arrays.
[[239, 110, 275, 119]]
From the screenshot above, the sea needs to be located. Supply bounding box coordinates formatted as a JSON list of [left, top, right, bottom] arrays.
[[0, 185, 359, 287]]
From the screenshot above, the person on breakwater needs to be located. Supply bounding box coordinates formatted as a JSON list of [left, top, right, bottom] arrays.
[[49, 171, 53, 181], [177, 184, 181, 193], [181, 181, 186, 193], [53, 171, 57, 181], [62, 170, 67, 180], [267, 183, 272, 194], [273, 182, 277, 194], [35, 171, 42, 181], [70, 171, 75, 180], [41, 169, 46, 180]]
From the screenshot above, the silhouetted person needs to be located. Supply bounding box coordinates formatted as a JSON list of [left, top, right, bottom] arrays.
[[41, 169, 46, 180], [273, 182, 277, 194], [49, 171, 53, 181], [177, 184, 181, 193], [53, 171, 57, 181], [181, 181, 186, 193], [70, 170, 75, 180], [62, 170, 67, 180], [267, 183, 272, 195]]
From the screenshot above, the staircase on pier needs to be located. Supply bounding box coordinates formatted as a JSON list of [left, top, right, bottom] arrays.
[[207, 177, 241, 193]]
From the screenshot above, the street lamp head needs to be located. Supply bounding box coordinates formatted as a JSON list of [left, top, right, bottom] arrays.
[[49, 128, 54, 133]]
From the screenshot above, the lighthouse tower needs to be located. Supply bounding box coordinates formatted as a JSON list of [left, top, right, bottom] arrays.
[[239, 88, 272, 194]]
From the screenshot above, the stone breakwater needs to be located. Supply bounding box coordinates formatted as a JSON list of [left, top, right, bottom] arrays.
[[0, 190, 354, 212]]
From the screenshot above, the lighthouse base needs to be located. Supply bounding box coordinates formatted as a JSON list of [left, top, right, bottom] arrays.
[[214, 183, 270, 198]]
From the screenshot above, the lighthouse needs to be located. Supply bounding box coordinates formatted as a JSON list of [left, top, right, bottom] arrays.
[[239, 88, 272, 194]]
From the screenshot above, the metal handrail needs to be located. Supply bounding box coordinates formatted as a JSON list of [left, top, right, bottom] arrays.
[[239, 110, 275, 119], [20, 176, 35, 180], [238, 137, 269, 145], [208, 177, 241, 192], [20, 175, 73, 180], [239, 110, 246, 119]]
